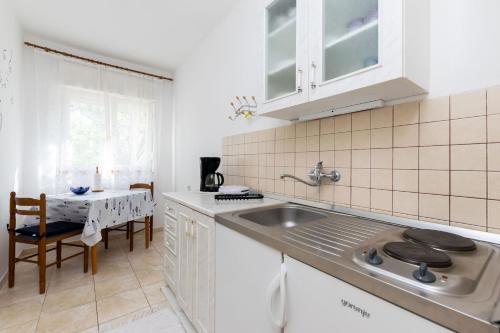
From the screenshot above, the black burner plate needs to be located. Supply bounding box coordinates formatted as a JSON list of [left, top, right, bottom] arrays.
[[383, 242, 453, 268], [403, 229, 476, 252]]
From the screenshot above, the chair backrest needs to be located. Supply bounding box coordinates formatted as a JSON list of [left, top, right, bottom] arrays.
[[129, 182, 154, 199], [9, 192, 46, 234]]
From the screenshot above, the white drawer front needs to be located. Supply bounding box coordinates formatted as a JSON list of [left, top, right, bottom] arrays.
[[164, 242, 176, 262], [165, 199, 177, 219], [164, 231, 176, 254], [164, 215, 177, 236]]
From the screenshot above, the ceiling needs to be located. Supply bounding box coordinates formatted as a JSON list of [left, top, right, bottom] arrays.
[[11, 0, 239, 72]]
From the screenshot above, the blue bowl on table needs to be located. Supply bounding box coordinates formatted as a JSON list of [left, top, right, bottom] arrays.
[[70, 186, 90, 195]]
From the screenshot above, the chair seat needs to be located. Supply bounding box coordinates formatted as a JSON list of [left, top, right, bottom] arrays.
[[16, 222, 84, 239]]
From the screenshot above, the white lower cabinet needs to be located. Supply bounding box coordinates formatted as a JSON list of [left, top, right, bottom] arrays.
[[163, 199, 178, 293], [163, 200, 215, 333], [176, 206, 194, 316], [165, 202, 214, 333], [215, 224, 452, 333], [215, 224, 283, 333], [284, 256, 452, 333], [192, 210, 215, 333]]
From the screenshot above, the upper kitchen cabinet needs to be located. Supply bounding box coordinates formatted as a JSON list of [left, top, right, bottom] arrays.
[[262, 0, 309, 114], [261, 0, 430, 120]]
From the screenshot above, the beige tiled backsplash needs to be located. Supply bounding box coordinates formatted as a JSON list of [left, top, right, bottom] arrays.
[[221, 85, 500, 234]]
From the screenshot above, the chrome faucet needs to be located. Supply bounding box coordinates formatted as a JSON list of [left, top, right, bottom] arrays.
[[280, 161, 341, 187]]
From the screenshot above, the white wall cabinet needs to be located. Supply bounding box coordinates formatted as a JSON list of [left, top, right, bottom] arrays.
[[164, 202, 215, 333], [262, 0, 429, 120]]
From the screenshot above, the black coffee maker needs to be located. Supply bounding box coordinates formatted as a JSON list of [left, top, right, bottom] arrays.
[[200, 157, 224, 192]]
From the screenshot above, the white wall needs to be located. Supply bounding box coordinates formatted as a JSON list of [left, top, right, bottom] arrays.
[[0, 0, 24, 281], [429, 0, 500, 96], [173, 0, 287, 191], [173, 0, 500, 191]]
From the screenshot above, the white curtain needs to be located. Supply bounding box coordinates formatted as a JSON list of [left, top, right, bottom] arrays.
[[22, 48, 171, 195]]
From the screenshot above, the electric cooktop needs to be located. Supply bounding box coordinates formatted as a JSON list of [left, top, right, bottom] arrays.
[[353, 227, 494, 295]]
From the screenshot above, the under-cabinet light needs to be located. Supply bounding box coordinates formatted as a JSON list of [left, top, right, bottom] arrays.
[[298, 99, 384, 121]]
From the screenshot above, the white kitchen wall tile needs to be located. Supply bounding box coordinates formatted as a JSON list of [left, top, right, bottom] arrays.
[[419, 146, 449, 170], [352, 111, 371, 131], [394, 102, 419, 126], [450, 144, 486, 171], [451, 171, 487, 198], [419, 170, 449, 195], [420, 96, 449, 123], [488, 85, 500, 115], [450, 89, 486, 119], [419, 121, 449, 146], [371, 107, 393, 128], [393, 191, 418, 215], [393, 147, 418, 170], [450, 196, 486, 226], [334, 114, 351, 133], [451, 116, 486, 144]]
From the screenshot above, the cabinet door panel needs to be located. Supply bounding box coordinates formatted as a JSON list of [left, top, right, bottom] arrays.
[[309, 0, 403, 102], [284, 256, 452, 333], [215, 224, 282, 333], [177, 207, 193, 318], [192, 212, 215, 333], [262, 0, 309, 114], [323, 0, 379, 81]]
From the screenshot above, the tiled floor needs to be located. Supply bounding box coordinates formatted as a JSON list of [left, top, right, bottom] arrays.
[[0, 230, 178, 333]]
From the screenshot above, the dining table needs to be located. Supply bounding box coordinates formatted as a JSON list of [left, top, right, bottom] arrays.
[[45, 189, 155, 274]]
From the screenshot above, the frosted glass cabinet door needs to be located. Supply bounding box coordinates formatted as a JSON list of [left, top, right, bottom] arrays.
[[263, 0, 308, 113], [266, 0, 297, 100], [308, 0, 404, 103], [323, 0, 379, 81]]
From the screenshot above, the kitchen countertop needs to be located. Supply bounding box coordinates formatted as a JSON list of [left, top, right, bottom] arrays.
[[162, 191, 284, 217]]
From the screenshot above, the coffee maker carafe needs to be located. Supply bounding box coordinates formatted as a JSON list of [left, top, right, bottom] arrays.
[[200, 157, 224, 192]]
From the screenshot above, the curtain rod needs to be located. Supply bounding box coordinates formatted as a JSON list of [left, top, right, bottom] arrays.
[[24, 42, 174, 82]]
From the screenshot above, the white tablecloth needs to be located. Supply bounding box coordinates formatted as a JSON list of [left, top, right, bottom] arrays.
[[46, 190, 154, 246]]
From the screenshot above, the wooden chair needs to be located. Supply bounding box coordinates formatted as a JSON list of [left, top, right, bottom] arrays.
[[8, 192, 89, 294], [129, 182, 154, 251], [102, 182, 154, 252]]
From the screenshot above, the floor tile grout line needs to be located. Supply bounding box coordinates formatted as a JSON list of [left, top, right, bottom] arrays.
[[93, 266, 100, 332], [0, 232, 164, 333], [124, 232, 156, 311], [34, 265, 50, 333]]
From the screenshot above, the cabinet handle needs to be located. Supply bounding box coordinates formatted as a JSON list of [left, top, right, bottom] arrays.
[[191, 221, 196, 238], [296, 68, 303, 93], [279, 263, 287, 328], [184, 220, 188, 235], [310, 62, 317, 89], [265, 263, 288, 329]]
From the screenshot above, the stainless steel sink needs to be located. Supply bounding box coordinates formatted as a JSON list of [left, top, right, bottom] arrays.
[[238, 206, 328, 228]]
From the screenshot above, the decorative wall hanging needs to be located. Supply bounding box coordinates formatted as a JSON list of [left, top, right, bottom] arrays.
[[228, 96, 258, 120]]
